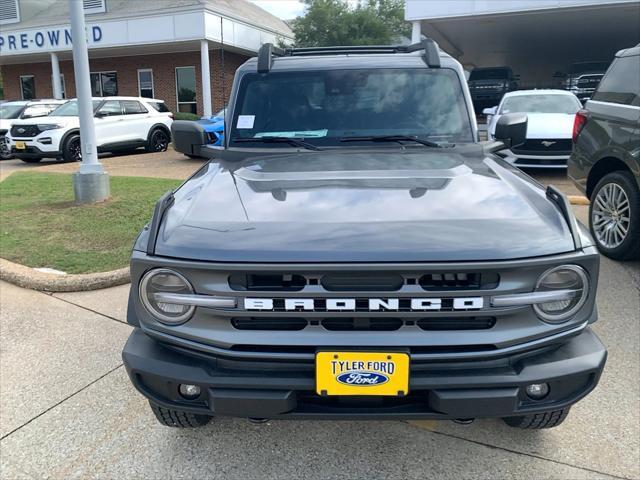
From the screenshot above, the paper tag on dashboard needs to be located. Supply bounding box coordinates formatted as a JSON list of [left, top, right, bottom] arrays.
[[237, 115, 255, 129]]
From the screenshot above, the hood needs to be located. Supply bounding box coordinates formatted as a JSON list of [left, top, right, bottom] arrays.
[[154, 148, 575, 263], [10, 116, 76, 128], [489, 112, 575, 139]]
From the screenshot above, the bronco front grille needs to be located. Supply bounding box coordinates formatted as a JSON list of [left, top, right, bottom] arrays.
[[230, 317, 496, 331], [10, 125, 40, 138]]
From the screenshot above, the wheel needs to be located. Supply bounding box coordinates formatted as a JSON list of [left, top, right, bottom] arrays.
[[589, 170, 640, 260], [62, 134, 82, 162], [20, 157, 42, 164], [149, 402, 211, 428], [146, 128, 170, 153], [0, 136, 12, 160], [503, 408, 570, 429]]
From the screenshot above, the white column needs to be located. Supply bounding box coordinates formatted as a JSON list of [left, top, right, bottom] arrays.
[[50, 52, 63, 99], [200, 39, 212, 117], [69, 0, 101, 172], [411, 21, 422, 44]]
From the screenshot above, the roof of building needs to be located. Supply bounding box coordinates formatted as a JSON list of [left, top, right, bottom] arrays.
[[12, 0, 292, 36]]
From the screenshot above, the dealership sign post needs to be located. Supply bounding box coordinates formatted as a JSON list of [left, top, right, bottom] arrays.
[[68, 0, 109, 204]]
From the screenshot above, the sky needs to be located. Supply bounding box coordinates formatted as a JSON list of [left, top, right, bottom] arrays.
[[250, 1, 307, 20]]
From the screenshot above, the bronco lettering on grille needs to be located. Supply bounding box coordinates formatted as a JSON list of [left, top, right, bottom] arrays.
[[243, 297, 484, 311]]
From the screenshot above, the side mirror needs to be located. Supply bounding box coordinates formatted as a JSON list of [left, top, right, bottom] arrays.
[[494, 113, 527, 149], [483, 106, 497, 116], [94, 111, 106, 118]]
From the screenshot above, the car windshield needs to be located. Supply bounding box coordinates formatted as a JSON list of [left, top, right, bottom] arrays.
[[50, 100, 102, 116], [229, 68, 473, 147], [0, 104, 26, 119], [469, 69, 509, 80], [500, 94, 581, 114]]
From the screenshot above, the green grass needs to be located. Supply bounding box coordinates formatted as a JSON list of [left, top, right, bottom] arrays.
[[0, 172, 181, 274]]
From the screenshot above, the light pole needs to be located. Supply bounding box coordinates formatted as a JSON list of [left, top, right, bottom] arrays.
[[69, 0, 109, 203]]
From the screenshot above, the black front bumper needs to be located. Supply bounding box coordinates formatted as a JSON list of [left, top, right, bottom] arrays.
[[123, 328, 606, 420], [11, 145, 61, 159]]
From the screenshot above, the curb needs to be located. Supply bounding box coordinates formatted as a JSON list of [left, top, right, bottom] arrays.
[[0, 258, 130, 292], [568, 195, 590, 206]]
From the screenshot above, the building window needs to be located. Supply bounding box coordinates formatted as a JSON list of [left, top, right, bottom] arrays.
[[20, 75, 36, 100], [83, 0, 106, 14], [51, 74, 66, 99], [176, 66, 197, 114], [138, 69, 154, 98], [90, 71, 118, 96], [0, 0, 20, 25]]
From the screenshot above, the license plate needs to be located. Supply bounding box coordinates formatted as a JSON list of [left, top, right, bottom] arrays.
[[15, 141, 26, 150], [316, 351, 409, 396]]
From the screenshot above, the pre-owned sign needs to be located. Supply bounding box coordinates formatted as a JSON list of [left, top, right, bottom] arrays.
[[0, 26, 102, 53]]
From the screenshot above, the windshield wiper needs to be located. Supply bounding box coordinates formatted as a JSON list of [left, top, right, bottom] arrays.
[[340, 135, 443, 148], [234, 136, 322, 151]]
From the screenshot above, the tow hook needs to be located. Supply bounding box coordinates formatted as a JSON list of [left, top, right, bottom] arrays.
[[452, 418, 475, 426], [248, 417, 269, 424]]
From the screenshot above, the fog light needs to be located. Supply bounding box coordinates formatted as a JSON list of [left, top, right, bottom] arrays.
[[525, 383, 549, 400], [179, 384, 201, 399]]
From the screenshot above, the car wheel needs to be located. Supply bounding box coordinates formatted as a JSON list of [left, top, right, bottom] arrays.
[[149, 402, 211, 428], [0, 136, 12, 160], [63, 134, 82, 162], [146, 129, 169, 153], [590, 170, 640, 260], [503, 408, 570, 429]]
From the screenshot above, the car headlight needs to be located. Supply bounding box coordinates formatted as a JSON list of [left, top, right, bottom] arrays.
[[139, 268, 195, 324], [533, 265, 589, 323], [37, 124, 64, 131]]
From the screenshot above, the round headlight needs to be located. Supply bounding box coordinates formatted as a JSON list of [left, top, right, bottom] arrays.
[[139, 268, 195, 324], [534, 265, 589, 323]]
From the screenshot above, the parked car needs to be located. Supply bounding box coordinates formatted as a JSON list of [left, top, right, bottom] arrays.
[[0, 99, 67, 159], [568, 45, 640, 260], [468, 66, 518, 112], [6, 97, 172, 163], [172, 108, 225, 159], [124, 41, 606, 431], [565, 61, 610, 103], [484, 89, 583, 169]]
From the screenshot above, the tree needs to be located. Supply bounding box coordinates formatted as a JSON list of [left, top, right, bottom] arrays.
[[291, 0, 411, 47]]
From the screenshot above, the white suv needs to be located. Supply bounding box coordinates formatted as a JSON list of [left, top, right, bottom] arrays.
[[6, 96, 173, 163], [1, 99, 68, 159]]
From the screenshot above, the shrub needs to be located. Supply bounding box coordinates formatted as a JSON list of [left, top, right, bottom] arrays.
[[173, 112, 200, 121]]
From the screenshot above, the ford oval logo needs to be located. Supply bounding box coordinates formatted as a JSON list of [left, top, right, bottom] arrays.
[[336, 371, 389, 386]]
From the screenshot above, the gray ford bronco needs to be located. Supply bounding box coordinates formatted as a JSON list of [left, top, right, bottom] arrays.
[[123, 40, 606, 429]]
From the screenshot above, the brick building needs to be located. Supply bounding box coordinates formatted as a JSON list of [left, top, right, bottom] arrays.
[[0, 0, 293, 116]]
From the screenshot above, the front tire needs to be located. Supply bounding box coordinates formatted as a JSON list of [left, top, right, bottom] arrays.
[[146, 128, 170, 153], [0, 136, 12, 160], [503, 408, 570, 429], [62, 134, 82, 162], [589, 171, 640, 260], [149, 402, 211, 428]]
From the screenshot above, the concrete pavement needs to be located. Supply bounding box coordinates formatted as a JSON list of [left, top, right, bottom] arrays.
[[1, 252, 638, 479]]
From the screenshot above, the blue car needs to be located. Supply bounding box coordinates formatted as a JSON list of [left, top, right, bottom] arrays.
[[172, 108, 225, 158]]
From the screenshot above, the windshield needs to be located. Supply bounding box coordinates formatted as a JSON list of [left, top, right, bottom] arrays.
[[469, 69, 509, 81], [500, 94, 581, 114], [570, 62, 609, 75], [50, 100, 102, 116], [0, 104, 25, 119], [229, 68, 473, 147]]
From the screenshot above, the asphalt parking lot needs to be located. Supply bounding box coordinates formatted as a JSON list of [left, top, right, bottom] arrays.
[[0, 152, 639, 479]]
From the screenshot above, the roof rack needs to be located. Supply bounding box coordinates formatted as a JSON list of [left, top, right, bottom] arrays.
[[256, 38, 441, 73]]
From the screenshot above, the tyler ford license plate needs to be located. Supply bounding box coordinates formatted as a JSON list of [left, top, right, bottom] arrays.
[[15, 141, 26, 150], [316, 351, 409, 396]]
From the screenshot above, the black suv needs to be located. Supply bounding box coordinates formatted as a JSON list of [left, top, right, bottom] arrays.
[[468, 66, 518, 112], [124, 41, 606, 430], [568, 45, 640, 260]]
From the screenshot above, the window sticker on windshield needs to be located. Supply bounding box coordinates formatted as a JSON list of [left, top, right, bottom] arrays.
[[237, 115, 255, 129]]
